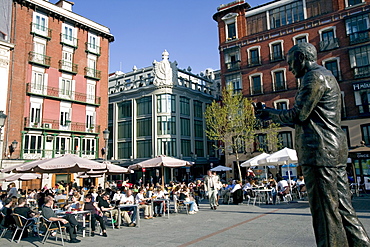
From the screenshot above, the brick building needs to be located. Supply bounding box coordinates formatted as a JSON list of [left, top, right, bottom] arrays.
[[1, 0, 114, 185], [213, 0, 370, 183]]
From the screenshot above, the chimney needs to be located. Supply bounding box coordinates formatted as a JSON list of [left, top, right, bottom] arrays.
[[55, 0, 74, 11]]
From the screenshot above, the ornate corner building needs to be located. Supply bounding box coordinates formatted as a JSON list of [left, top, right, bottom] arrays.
[[108, 50, 221, 181], [213, 0, 370, 184], [0, 0, 114, 179]]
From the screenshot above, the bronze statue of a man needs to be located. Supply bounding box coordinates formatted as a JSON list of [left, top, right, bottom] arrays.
[[257, 42, 370, 247]]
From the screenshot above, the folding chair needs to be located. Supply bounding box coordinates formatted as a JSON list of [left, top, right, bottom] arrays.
[[0, 212, 11, 238], [40, 216, 67, 246], [173, 195, 189, 215], [11, 213, 35, 243]]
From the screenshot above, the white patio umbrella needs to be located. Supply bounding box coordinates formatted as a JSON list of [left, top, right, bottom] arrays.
[[0, 173, 42, 182], [210, 165, 232, 172], [241, 153, 272, 179], [129, 155, 192, 186], [258, 147, 298, 192]]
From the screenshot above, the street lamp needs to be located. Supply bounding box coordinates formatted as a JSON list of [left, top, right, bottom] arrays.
[[103, 128, 110, 161], [9, 140, 18, 157]]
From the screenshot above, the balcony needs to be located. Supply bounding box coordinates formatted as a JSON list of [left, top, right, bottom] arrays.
[[353, 65, 370, 78], [60, 33, 78, 48], [248, 57, 261, 67], [225, 60, 240, 71], [85, 42, 101, 56], [24, 117, 101, 134], [270, 53, 285, 63], [349, 30, 370, 45], [28, 51, 51, 67], [319, 38, 339, 51], [26, 83, 101, 105], [84, 67, 101, 80], [59, 60, 78, 74], [30, 22, 52, 40]]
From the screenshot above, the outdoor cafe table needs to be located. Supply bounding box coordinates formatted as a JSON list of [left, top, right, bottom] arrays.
[[56, 210, 91, 237], [151, 198, 170, 219], [253, 188, 273, 205], [118, 204, 140, 228]]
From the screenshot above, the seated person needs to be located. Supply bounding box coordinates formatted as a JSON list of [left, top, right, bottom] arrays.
[[54, 191, 67, 201], [0, 194, 7, 210], [1, 198, 16, 228], [177, 186, 197, 215], [152, 187, 165, 217], [98, 193, 120, 229], [277, 177, 289, 201], [135, 189, 153, 219], [112, 190, 124, 205], [120, 189, 137, 226], [41, 196, 81, 243], [14, 197, 39, 236], [82, 194, 107, 237], [230, 180, 243, 204]]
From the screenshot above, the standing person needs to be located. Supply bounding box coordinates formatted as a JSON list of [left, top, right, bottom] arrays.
[[204, 170, 219, 210], [256, 42, 370, 247], [7, 182, 17, 198]]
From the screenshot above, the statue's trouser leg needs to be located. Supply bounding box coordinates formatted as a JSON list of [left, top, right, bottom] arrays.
[[302, 165, 349, 247], [337, 165, 370, 247]]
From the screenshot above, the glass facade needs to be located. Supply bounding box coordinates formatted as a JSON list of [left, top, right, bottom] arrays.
[[194, 101, 203, 118], [180, 97, 190, 115], [137, 96, 152, 116], [137, 140, 152, 158], [118, 121, 132, 139], [137, 118, 152, 137], [195, 140, 204, 157], [180, 118, 190, 136], [181, 139, 191, 157], [194, 120, 203, 138], [269, 1, 304, 29], [157, 116, 176, 135], [118, 101, 132, 118], [118, 142, 131, 159], [158, 138, 176, 156], [157, 94, 176, 113]]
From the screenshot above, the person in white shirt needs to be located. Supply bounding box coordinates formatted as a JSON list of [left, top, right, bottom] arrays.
[[277, 177, 289, 201], [135, 189, 153, 219], [152, 187, 165, 217], [112, 190, 124, 203]]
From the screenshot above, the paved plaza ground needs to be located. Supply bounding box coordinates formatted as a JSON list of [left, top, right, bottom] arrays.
[[2, 194, 370, 247]]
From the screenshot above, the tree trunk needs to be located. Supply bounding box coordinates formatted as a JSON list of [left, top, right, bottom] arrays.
[[235, 151, 242, 180]]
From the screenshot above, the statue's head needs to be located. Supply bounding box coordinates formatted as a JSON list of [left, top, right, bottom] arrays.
[[287, 42, 317, 78]]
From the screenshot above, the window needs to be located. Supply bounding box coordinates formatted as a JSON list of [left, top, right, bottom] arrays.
[[137, 140, 152, 158], [118, 142, 131, 159], [222, 13, 238, 41], [82, 138, 95, 155], [346, 14, 370, 45], [56, 136, 70, 154], [349, 45, 370, 78], [181, 118, 190, 136], [324, 59, 340, 80], [32, 12, 48, 37], [269, 1, 304, 29], [118, 101, 132, 118], [181, 139, 191, 157], [320, 28, 339, 51], [250, 74, 263, 95], [87, 32, 100, 54], [225, 73, 242, 93], [86, 80, 96, 104], [24, 135, 42, 154], [361, 124, 370, 145], [224, 47, 240, 71], [86, 109, 95, 131], [33, 42, 46, 64], [270, 42, 284, 62], [60, 109, 71, 126], [207, 141, 216, 157], [86, 57, 97, 78], [278, 132, 293, 149], [157, 94, 175, 113], [158, 138, 176, 156], [61, 50, 73, 71], [195, 141, 204, 157], [137, 96, 152, 116], [255, 134, 267, 152], [31, 70, 46, 94], [348, 0, 363, 7], [180, 97, 190, 115], [272, 70, 286, 91], [227, 22, 236, 40], [59, 78, 74, 99], [137, 118, 152, 137], [354, 87, 370, 114], [118, 121, 132, 139], [306, 0, 333, 18], [275, 100, 288, 110], [61, 23, 77, 47], [246, 12, 267, 35], [194, 101, 203, 118], [157, 116, 176, 135], [194, 120, 203, 138], [294, 34, 308, 44], [341, 126, 350, 147], [30, 103, 41, 126], [248, 47, 261, 66]]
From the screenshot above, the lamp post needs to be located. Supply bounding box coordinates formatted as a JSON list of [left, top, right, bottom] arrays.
[[103, 128, 110, 161], [9, 140, 18, 158], [0, 111, 7, 168]]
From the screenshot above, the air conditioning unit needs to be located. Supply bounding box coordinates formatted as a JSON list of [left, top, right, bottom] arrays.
[[43, 123, 51, 128]]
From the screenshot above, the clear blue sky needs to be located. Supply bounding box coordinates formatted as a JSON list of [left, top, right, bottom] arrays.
[[72, 0, 268, 74]]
